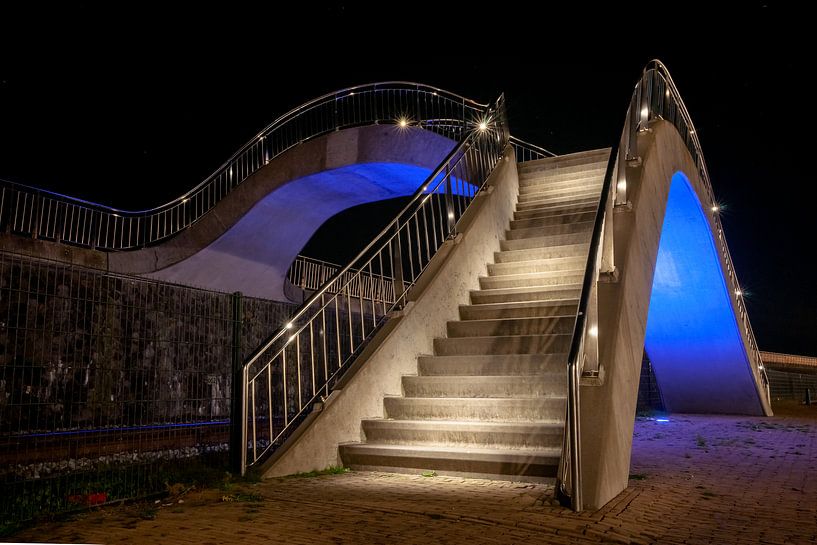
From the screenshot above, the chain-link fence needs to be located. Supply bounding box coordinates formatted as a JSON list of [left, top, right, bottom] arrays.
[[0, 250, 295, 525]]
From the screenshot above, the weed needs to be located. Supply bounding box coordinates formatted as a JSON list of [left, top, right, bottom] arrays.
[[696, 435, 707, 448], [421, 470, 437, 478], [628, 473, 648, 481], [290, 466, 350, 478]]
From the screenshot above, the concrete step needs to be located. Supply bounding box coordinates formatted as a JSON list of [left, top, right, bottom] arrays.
[[514, 202, 598, 220], [518, 148, 609, 172], [519, 168, 606, 188], [518, 161, 607, 179], [487, 256, 586, 276], [505, 221, 594, 241], [510, 211, 596, 230], [447, 315, 575, 338], [459, 299, 578, 321], [471, 284, 582, 306], [339, 443, 561, 480], [417, 354, 568, 376], [479, 269, 584, 290], [518, 174, 605, 192], [384, 396, 566, 421], [500, 232, 591, 252], [494, 244, 589, 264], [402, 374, 567, 398], [360, 419, 565, 449], [434, 333, 572, 356], [517, 187, 600, 203], [516, 195, 599, 212]]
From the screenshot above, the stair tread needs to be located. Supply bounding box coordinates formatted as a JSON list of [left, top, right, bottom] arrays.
[[341, 443, 562, 457]]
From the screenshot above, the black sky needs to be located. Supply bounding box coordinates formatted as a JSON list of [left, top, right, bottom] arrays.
[[1, 3, 814, 355]]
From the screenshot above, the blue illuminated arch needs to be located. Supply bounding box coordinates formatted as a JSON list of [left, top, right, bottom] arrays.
[[644, 172, 763, 414]]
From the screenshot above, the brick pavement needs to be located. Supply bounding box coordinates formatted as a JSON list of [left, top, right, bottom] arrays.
[[9, 413, 817, 544]]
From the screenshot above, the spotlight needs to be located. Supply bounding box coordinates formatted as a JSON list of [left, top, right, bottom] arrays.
[[588, 325, 598, 337], [478, 121, 488, 131], [399, 118, 408, 128]]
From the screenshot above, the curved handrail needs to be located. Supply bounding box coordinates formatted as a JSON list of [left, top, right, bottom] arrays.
[[0, 83, 487, 250], [509, 135, 557, 162], [557, 59, 771, 512], [239, 94, 509, 472]]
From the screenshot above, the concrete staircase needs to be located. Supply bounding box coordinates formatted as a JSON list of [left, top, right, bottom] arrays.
[[339, 149, 609, 481]]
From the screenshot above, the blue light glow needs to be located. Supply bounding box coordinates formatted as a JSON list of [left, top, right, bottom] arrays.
[[655, 418, 670, 423], [644, 172, 763, 415]]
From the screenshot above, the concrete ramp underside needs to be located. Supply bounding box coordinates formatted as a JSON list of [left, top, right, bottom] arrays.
[[146, 162, 435, 300], [128, 126, 457, 300]]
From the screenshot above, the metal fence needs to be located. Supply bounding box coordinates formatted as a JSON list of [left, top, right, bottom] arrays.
[[0, 250, 295, 525], [767, 368, 817, 401], [0, 83, 485, 252]]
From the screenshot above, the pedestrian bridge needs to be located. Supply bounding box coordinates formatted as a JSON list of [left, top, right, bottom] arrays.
[[0, 62, 771, 511]]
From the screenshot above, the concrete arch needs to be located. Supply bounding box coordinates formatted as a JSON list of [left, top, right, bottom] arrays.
[[581, 119, 771, 508], [97, 125, 457, 300], [645, 171, 764, 414]]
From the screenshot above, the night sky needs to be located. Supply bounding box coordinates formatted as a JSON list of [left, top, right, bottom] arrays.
[[1, 4, 814, 355]]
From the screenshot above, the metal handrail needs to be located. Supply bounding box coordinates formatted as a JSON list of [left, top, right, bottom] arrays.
[[287, 254, 406, 305], [509, 136, 557, 162], [556, 59, 771, 512], [239, 94, 509, 473], [0, 83, 486, 250]]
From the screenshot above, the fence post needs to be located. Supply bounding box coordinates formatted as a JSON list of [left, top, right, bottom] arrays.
[[229, 291, 244, 474]]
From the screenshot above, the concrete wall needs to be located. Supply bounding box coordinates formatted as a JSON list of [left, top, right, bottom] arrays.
[[259, 146, 519, 477], [580, 120, 771, 509]]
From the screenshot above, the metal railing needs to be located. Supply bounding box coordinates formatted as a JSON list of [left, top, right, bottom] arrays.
[[0, 83, 486, 251], [287, 255, 407, 306], [239, 95, 509, 473], [556, 59, 771, 512], [510, 136, 557, 162]]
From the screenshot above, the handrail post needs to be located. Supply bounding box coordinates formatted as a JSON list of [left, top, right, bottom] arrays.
[[229, 291, 245, 474], [445, 165, 455, 234], [391, 222, 405, 305], [569, 357, 583, 511]]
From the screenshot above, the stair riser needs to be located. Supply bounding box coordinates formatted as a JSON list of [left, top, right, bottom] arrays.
[[447, 317, 574, 338], [494, 245, 588, 263], [459, 303, 577, 320], [519, 170, 606, 188], [505, 223, 593, 241], [434, 334, 571, 355], [518, 175, 604, 192], [471, 288, 581, 305], [417, 355, 567, 376], [479, 272, 583, 290], [340, 451, 560, 480], [403, 376, 566, 398], [500, 233, 591, 251], [361, 425, 564, 449], [516, 197, 599, 212], [384, 397, 566, 421], [509, 212, 596, 230]]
